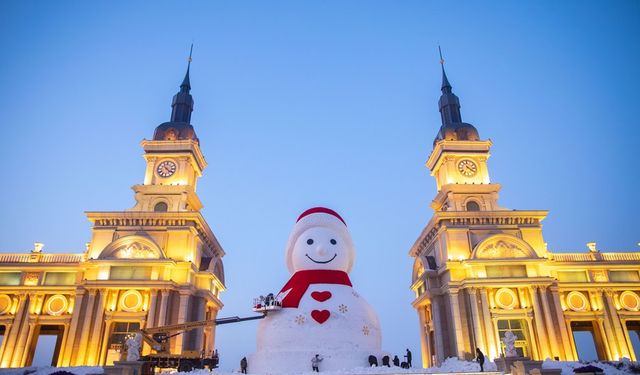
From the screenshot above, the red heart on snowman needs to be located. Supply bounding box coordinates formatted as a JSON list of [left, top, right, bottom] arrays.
[[311, 291, 332, 302], [311, 310, 330, 324]]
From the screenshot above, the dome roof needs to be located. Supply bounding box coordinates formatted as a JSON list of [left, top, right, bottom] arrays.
[[433, 122, 480, 146], [153, 122, 199, 143]]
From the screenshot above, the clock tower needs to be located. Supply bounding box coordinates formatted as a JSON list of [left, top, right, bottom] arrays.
[[426, 65, 503, 213], [130, 59, 206, 213]]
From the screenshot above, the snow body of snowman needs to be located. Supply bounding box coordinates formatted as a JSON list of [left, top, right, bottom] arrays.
[[248, 207, 384, 374]]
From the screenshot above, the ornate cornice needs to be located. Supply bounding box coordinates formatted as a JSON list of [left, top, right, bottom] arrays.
[[85, 211, 224, 257]]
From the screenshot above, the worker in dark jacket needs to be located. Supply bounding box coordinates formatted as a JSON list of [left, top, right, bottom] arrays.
[[240, 357, 248, 374], [405, 349, 412, 368], [392, 355, 400, 367], [476, 348, 485, 372]]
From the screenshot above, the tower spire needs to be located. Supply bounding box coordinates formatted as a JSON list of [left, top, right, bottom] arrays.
[[432, 47, 480, 145], [439, 46, 452, 93], [437, 46, 461, 125], [170, 44, 195, 123]]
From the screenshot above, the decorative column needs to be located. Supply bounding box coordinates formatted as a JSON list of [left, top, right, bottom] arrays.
[[550, 288, 574, 360], [603, 289, 631, 359], [74, 289, 97, 365], [98, 318, 113, 365], [448, 289, 466, 358], [1, 294, 27, 367], [156, 290, 169, 328], [524, 317, 540, 360], [19, 321, 37, 367], [431, 295, 445, 365], [60, 289, 85, 366], [86, 290, 106, 365], [56, 322, 71, 367], [194, 297, 206, 352], [538, 286, 561, 358], [468, 288, 486, 354], [173, 292, 190, 353], [142, 290, 159, 356], [146, 290, 158, 328], [424, 313, 433, 368], [596, 318, 613, 360], [417, 306, 430, 368], [10, 294, 34, 367], [528, 286, 551, 359], [479, 289, 497, 359]]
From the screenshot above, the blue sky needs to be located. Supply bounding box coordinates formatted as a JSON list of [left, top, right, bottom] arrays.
[[1, 0, 639, 369]]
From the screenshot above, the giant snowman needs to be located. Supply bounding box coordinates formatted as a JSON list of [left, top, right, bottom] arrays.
[[248, 207, 384, 373]]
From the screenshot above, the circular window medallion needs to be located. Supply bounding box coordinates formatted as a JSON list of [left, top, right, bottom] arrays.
[[495, 288, 518, 310], [619, 291, 640, 312], [566, 291, 589, 312], [46, 295, 69, 316], [0, 294, 12, 315], [119, 290, 143, 312]]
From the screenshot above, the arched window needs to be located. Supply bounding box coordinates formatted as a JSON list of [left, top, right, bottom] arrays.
[[466, 201, 480, 211], [154, 202, 168, 212]]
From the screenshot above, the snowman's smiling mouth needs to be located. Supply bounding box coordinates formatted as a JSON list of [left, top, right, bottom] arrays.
[[305, 254, 337, 264]]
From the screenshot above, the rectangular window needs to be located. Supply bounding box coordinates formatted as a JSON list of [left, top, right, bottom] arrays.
[[609, 270, 640, 282], [0, 272, 21, 286], [497, 319, 529, 357], [106, 322, 140, 365], [557, 271, 588, 282], [109, 267, 151, 280], [486, 265, 527, 278], [43, 272, 76, 285]]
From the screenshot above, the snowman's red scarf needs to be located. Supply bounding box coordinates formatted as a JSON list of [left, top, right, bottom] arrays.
[[279, 270, 352, 308]]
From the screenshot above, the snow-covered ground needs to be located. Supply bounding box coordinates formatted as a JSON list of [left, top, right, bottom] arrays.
[[542, 358, 640, 375], [0, 367, 103, 375], [176, 358, 495, 374], [1, 358, 638, 375]]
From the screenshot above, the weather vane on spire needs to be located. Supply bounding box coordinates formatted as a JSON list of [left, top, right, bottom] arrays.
[[188, 43, 193, 65], [438, 45, 445, 66]]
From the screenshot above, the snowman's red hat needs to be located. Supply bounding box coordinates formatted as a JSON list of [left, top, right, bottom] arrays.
[[286, 207, 355, 273]]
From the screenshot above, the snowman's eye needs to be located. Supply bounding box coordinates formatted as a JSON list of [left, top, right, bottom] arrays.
[[306, 239, 314, 245], [330, 239, 337, 245]]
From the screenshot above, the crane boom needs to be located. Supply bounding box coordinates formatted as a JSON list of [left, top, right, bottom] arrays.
[[139, 313, 266, 353]]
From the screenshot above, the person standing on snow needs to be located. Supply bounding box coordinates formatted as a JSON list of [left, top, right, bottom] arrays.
[[311, 354, 323, 372], [240, 357, 248, 374], [476, 348, 485, 372]]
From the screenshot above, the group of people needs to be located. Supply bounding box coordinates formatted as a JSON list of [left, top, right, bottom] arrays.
[[255, 293, 281, 309], [236, 347, 490, 373], [237, 350, 412, 373]]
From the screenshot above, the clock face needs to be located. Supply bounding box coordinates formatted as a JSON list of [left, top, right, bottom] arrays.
[[156, 160, 177, 178], [457, 159, 477, 177]]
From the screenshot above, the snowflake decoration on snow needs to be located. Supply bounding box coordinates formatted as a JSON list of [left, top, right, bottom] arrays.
[[338, 304, 348, 313], [352, 291, 360, 298], [362, 325, 370, 336], [295, 315, 305, 325]]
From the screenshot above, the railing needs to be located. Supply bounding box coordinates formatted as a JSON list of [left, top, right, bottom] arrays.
[[552, 252, 640, 262], [40, 254, 83, 263], [552, 253, 595, 262], [601, 252, 640, 261], [0, 253, 83, 264], [0, 254, 31, 263]]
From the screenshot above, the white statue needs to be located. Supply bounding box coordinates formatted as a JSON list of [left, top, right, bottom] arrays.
[[502, 331, 518, 357], [125, 333, 142, 361]]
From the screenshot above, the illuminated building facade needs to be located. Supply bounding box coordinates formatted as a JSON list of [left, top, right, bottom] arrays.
[[410, 65, 640, 367], [0, 63, 226, 367]]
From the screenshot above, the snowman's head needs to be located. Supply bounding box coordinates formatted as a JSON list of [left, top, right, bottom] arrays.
[[285, 207, 355, 274]]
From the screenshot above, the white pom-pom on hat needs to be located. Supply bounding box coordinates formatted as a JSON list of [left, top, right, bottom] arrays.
[[285, 207, 355, 273]]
